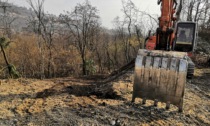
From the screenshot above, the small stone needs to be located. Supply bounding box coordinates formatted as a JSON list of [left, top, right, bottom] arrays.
[[116, 119, 121, 126], [90, 111, 95, 114], [186, 114, 191, 118], [13, 119, 18, 123], [110, 120, 116, 125], [116, 119, 120, 123]]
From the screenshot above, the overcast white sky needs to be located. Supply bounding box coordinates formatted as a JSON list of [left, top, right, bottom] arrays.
[[8, 0, 160, 28]]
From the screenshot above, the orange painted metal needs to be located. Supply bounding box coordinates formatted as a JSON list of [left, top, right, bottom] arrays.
[[146, 0, 177, 50], [160, 0, 176, 30], [146, 36, 156, 50]]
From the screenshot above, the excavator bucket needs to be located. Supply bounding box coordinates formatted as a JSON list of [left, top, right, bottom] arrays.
[[132, 49, 188, 112]]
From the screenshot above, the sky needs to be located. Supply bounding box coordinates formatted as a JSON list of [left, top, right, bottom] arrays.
[[8, 0, 160, 29]]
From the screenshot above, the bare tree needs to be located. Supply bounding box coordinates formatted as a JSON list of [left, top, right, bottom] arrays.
[[27, 0, 57, 78], [0, 0, 19, 78], [42, 15, 56, 78], [0, 0, 18, 38], [202, 1, 210, 26], [27, 0, 46, 79], [182, 0, 208, 23], [60, 0, 100, 75], [111, 0, 146, 64], [121, 0, 139, 62], [186, 1, 194, 21], [176, 0, 183, 21]]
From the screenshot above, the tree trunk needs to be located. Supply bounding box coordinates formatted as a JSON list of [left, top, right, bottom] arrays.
[[203, 3, 208, 26], [82, 59, 86, 75], [194, 1, 201, 22], [176, 0, 183, 22], [127, 18, 132, 62], [135, 25, 142, 49], [96, 49, 103, 73], [1, 45, 11, 77], [187, 1, 194, 21], [81, 53, 86, 75], [114, 39, 119, 69], [47, 47, 52, 78]]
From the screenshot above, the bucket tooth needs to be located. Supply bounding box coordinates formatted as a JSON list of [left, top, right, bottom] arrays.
[[166, 102, 170, 110], [142, 98, 147, 105], [154, 99, 158, 107]]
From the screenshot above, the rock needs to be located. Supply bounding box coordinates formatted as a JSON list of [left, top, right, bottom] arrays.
[[110, 120, 116, 125], [116, 119, 121, 126], [186, 114, 191, 118], [90, 111, 95, 114], [69, 95, 76, 99]]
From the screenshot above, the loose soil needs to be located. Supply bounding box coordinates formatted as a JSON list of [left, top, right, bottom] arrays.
[[0, 68, 209, 126]]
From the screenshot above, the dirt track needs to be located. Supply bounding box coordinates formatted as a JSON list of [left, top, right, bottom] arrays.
[[0, 68, 209, 126]]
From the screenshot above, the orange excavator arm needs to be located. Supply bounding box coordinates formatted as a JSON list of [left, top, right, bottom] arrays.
[[146, 0, 177, 51], [159, 0, 177, 31]]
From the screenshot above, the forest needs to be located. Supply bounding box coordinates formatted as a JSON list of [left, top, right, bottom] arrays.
[[0, 0, 209, 79]]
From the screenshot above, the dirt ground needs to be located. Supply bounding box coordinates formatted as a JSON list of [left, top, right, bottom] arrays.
[[0, 68, 209, 126]]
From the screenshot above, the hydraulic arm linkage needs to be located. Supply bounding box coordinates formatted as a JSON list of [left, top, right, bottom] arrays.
[[156, 0, 177, 50]]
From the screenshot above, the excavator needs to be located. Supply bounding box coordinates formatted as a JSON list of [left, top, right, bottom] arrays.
[[132, 0, 197, 112]]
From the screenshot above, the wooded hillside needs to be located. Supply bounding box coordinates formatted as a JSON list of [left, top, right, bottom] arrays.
[[0, 0, 209, 79]]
